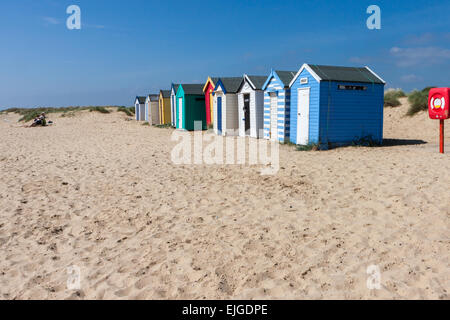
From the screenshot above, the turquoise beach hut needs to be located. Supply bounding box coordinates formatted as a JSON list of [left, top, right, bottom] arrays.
[[176, 84, 207, 131]]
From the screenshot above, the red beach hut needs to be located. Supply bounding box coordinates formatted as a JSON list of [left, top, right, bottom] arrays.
[[203, 77, 219, 127]]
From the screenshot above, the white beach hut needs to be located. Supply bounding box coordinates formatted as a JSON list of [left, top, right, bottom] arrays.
[[212, 77, 242, 136], [237, 75, 267, 138], [170, 84, 179, 127], [135, 96, 146, 121]]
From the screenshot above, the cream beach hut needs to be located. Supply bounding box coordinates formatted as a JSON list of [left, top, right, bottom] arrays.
[[213, 77, 242, 136], [146, 94, 160, 125]]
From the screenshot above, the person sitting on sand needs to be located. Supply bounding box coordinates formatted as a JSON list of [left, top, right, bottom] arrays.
[[31, 116, 41, 127], [31, 113, 47, 127]]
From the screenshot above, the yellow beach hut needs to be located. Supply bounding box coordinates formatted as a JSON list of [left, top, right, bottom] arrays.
[[159, 90, 172, 125]]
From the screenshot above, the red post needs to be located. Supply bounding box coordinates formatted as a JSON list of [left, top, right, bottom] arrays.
[[440, 120, 444, 154]]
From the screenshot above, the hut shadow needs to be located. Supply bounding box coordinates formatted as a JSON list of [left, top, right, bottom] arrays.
[[322, 138, 427, 150], [380, 138, 427, 147]]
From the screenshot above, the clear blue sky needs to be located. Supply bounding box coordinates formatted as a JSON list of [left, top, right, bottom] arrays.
[[0, 0, 449, 108]]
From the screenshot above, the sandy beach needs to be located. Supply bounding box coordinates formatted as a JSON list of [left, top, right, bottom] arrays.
[[0, 98, 448, 300]]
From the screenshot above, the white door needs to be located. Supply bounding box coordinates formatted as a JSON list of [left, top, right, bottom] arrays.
[[178, 97, 183, 129], [269, 93, 278, 141], [297, 88, 310, 145]]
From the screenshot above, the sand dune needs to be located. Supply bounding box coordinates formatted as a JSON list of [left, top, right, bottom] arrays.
[[0, 100, 448, 299]]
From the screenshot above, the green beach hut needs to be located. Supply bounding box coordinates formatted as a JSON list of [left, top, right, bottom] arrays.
[[176, 84, 207, 131]]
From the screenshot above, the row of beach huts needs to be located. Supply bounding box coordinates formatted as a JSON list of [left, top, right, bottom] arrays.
[[134, 63, 385, 147]]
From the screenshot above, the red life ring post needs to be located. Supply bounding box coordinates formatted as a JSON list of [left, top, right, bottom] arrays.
[[428, 88, 449, 154]]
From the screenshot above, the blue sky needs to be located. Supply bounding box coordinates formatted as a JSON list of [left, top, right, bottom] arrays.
[[0, 0, 449, 108]]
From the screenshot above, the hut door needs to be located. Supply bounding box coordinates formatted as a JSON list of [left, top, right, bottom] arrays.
[[217, 96, 222, 134], [244, 94, 250, 134], [171, 96, 175, 125], [159, 100, 162, 124], [269, 93, 278, 141], [297, 88, 310, 145], [178, 98, 183, 129], [140, 104, 146, 122], [135, 104, 139, 121]]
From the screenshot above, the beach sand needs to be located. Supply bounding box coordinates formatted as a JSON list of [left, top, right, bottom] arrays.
[[0, 98, 448, 299]]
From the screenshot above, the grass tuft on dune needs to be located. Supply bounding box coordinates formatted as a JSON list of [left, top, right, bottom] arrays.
[[384, 89, 406, 108], [406, 87, 435, 116], [89, 106, 110, 114], [117, 106, 135, 117], [154, 123, 172, 128], [1, 106, 133, 122]]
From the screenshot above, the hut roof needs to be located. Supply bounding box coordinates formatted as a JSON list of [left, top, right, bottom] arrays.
[[245, 75, 268, 90], [203, 77, 220, 92], [181, 84, 204, 95], [136, 96, 146, 104], [275, 71, 297, 87], [172, 84, 180, 92], [160, 90, 171, 98], [290, 64, 385, 86], [217, 77, 242, 93], [309, 65, 385, 84]]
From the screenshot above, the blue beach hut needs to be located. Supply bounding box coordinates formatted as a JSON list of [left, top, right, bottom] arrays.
[[262, 70, 297, 143], [289, 64, 385, 147]]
